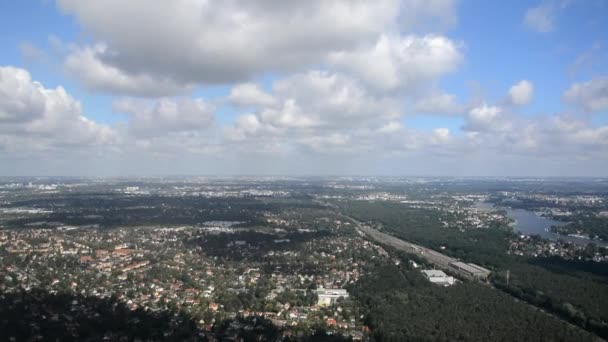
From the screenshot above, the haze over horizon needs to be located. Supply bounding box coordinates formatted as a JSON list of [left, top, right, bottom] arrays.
[[1, 1, 608, 177]]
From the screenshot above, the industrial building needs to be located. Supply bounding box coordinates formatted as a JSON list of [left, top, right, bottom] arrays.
[[449, 261, 491, 280]]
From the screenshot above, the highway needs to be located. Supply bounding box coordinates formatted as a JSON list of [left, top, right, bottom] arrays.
[[356, 224, 459, 268], [315, 199, 489, 280], [337, 211, 605, 339], [339, 212, 487, 280]]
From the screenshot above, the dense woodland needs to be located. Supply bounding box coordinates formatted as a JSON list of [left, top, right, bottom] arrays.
[[189, 230, 333, 261], [351, 264, 597, 341], [0, 290, 353, 341], [551, 215, 608, 241], [2, 194, 323, 228], [339, 201, 513, 268], [493, 259, 608, 338], [341, 200, 608, 339], [0, 289, 200, 341]]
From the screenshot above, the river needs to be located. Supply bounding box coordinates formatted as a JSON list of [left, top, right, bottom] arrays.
[[475, 202, 608, 247]]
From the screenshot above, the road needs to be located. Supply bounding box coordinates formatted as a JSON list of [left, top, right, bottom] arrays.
[[317, 200, 463, 273], [355, 223, 459, 269], [338, 210, 605, 340], [339, 211, 465, 273]]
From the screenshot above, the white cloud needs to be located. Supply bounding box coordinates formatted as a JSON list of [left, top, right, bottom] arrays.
[[508, 80, 534, 106], [0, 66, 118, 154], [19, 42, 46, 62], [524, 1, 572, 33], [228, 83, 276, 108], [524, 4, 556, 33], [399, 0, 458, 30], [113, 98, 215, 138], [5, 2, 608, 176], [299, 133, 351, 153], [64, 44, 192, 97], [563, 77, 608, 112], [225, 70, 402, 140], [414, 92, 462, 114], [272, 71, 400, 124], [56, 0, 459, 96], [568, 42, 603, 76], [0, 67, 46, 123], [224, 114, 263, 141], [57, 1, 397, 92], [378, 121, 403, 133], [464, 104, 512, 133], [433, 127, 450, 139], [259, 99, 320, 129], [223, 70, 403, 154], [329, 34, 461, 92]]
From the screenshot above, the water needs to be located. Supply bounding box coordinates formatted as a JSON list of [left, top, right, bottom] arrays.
[[475, 202, 608, 247]]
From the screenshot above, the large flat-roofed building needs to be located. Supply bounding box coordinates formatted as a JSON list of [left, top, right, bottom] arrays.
[[315, 288, 349, 306], [422, 270, 455, 286], [449, 261, 491, 280]]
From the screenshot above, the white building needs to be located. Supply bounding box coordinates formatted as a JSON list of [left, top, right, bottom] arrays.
[[316, 288, 349, 306], [422, 270, 456, 286]]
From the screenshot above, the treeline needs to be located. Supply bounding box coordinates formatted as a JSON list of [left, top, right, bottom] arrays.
[[551, 215, 608, 241], [189, 230, 332, 261], [4, 194, 325, 229], [0, 289, 353, 341], [340, 201, 513, 268], [493, 259, 608, 338], [0, 289, 200, 341], [351, 264, 597, 341], [341, 200, 608, 339]]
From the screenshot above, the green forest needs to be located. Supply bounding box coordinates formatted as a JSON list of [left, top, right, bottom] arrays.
[[550, 215, 608, 242], [340, 200, 608, 339], [351, 264, 596, 341]]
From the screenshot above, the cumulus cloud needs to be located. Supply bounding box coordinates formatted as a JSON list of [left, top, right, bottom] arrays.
[[399, 0, 458, 30], [329, 34, 461, 92], [378, 121, 403, 133], [433, 127, 450, 139], [219, 68, 608, 167], [4, 2, 608, 176], [4, 64, 608, 174], [113, 98, 215, 138], [0, 66, 118, 154], [463, 104, 512, 133], [225, 70, 402, 144], [524, 4, 557, 33], [228, 83, 276, 108], [524, 1, 572, 33], [0, 67, 46, 123], [223, 70, 407, 156], [563, 77, 608, 112], [19, 42, 46, 63], [57, 1, 398, 92], [299, 133, 352, 154], [508, 80, 534, 106], [273, 71, 400, 124], [414, 92, 462, 114], [55, 0, 460, 96], [64, 44, 192, 97]]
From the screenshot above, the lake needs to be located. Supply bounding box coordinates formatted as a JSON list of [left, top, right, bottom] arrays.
[[475, 202, 607, 247]]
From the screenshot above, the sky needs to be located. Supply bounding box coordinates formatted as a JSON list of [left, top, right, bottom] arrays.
[[0, 0, 607, 177]]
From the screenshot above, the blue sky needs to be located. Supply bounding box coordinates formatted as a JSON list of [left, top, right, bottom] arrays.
[[0, 1, 607, 176]]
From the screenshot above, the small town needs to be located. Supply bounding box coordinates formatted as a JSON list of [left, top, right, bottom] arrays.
[[0, 221, 391, 340]]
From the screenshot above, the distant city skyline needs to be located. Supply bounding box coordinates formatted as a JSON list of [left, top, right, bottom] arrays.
[[1, 1, 607, 176]]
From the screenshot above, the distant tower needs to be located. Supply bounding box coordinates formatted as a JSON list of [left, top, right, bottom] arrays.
[[506, 270, 510, 286]]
